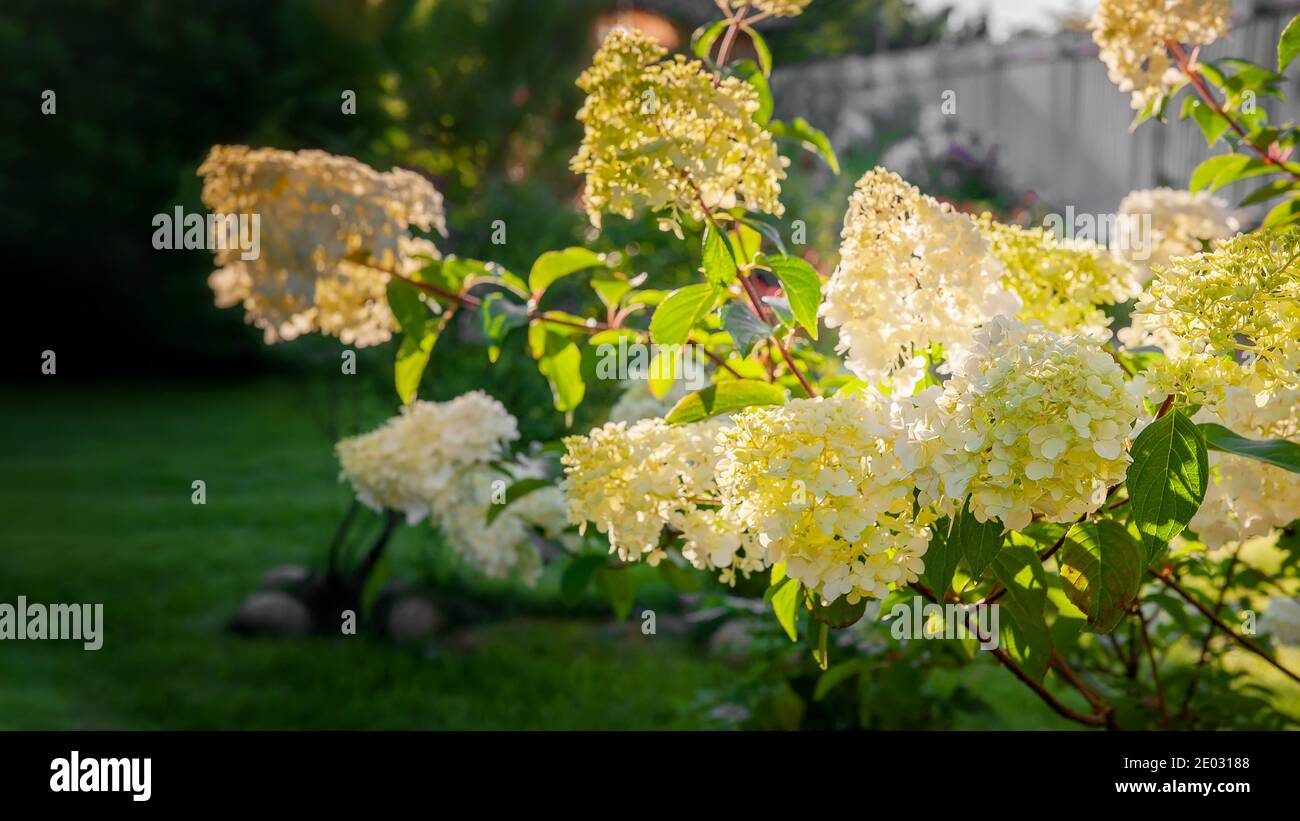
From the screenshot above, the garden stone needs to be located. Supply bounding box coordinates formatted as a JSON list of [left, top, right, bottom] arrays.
[[233, 591, 314, 636]]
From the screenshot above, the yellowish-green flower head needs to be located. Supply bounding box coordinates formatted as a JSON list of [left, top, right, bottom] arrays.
[[977, 215, 1141, 337], [1131, 229, 1300, 405], [1190, 386, 1300, 549], [822, 168, 1020, 392], [570, 27, 788, 228], [730, 0, 812, 17], [903, 317, 1141, 532], [199, 145, 445, 347], [561, 418, 763, 580], [715, 392, 931, 604], [1089, 0, 1230, 111], [336, 392, 518, 525]]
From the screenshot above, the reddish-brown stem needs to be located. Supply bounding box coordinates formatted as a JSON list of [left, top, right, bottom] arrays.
[[1166, 38, 1300, 182]]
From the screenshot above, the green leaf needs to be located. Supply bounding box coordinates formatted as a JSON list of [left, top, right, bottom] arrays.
[[991, 543, 1052, 680], [1058, 520, 1144, 633], [561, 555, 606, 605], [486, 476, 552, 526], [479, 292, 527, 363], [528, 247, 604, 295], [919, 519, 959, 602], [742, 24, 773, 76], [764, 255, 821, 340], [807, 590, 867, 628], [387, 279, 440, 404], [768, 117, 840, 174], [531, 324, 586, 414], [591, 275, 635, 310], [1239, 179, 1295, 207], [761, 295, 794, 328], [1280, 15, 1300, 72], [647, 346, 678, 399], [952, 498, 1004, 582], [813, 659, 861, 701], [649, 283, 719, 346], [701, 224, 738, 288], [691, 18, 728, 61], [1190, 154, 1271, 192], [593, 566, 636, 621], [1200, 423, 1300, 473], [665, 379, 786, 424], [722, 302, 771, 356], [1127, 410, 1209, 564], [1189, 100, 1231, 146], [1263, 196, 1300, 229], [731, 60, 772, 124], [766, 564, 800, 641]]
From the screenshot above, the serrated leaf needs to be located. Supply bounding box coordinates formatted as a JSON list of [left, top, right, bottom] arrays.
[[701, 224, 738, 288], [1058, 520, 1144, 633], [722, 302, 771, 356], [920, 519, 959, 602], [953, 497, 1004, 582], [991, 543, 1052, 680], [764, 255, 821, 340], [1200, 423, 1300, 473], [528, 247, 604, 295], [1280, 15, 1300, 72], [665, 379, 786, 424], [649, 283, 719, 346], [1127, 410, 1209, 564], [486, 477, 553, 526]]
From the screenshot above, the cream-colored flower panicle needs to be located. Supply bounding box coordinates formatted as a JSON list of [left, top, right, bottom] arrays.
[[336, 392, 519, 524], [1129, 229, 1300, 405], [561, 418, 763, 580], [1089, 0, 1231, 111], [1115, 188, 1240, 283], [200, 145, 445, 347], [730, 0, 812, 17], [715, 392, 931, 604], [570, 27, 788, 228], [906, 316, 1141, 532], [1189, 386, 1300, 549], [822, 168, 1020, 391], [978, 216, 1141, 336]]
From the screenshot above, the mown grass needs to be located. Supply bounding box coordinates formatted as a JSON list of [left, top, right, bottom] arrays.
[[0, 380, 729, 729]]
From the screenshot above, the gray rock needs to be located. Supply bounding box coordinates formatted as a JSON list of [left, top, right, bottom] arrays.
[[260, 564, 313, 590], [386, 597, 445, 642], [233, 591, 314, 636]]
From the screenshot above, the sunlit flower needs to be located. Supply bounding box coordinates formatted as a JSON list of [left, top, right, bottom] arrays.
[[1114, 187, 1240, 282], [200, 145, 445, 346], [1089, 0, 1230, 111], [822, 168, 1020, 390], [570, 27, 787, 228], [715, 392, 931, 604]]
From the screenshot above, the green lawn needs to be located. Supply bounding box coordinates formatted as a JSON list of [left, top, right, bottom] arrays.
[[0, 380, 730, 729]]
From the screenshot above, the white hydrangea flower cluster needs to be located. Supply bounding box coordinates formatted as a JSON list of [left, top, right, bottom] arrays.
[[200, 145, 445, 347], [1089, 0, 1231, 111], [560, 418, 763, 580], [730, 0, 812, 17], [336, 392, 519, 525], [570, 27, 788, 229], [1189, 386, 1300, 548], [1127, 229, 1300, 406], [714, 392, 932, 604], [1264, 598, 1300, 646], [821, 168, 1020, 392], [899, 316, 1141, 532], [977, 215, 1142, 336], [1115, 188, 1240, 283]]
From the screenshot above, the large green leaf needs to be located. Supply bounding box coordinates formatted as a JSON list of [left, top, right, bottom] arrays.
[[765, 563, 800, 641], [764, 255, 821, 340], [701, 224, 738, 288], [665, 379, 786, 424], [386, 279, 440, 404], [649, 283, 719, 346], [1280, 14, 1300, 72], [953, 497, 1004, 582], [1058, 520, 1144, 633], [1200, 423, 1300, 473], [530, 323, 586, 415], [1127, 410, 1209, 563], [1189, 154, 1271, 192], [527, 247, 604, 295], [919, 519, 959, 602], [991, 542, 1052, 680]]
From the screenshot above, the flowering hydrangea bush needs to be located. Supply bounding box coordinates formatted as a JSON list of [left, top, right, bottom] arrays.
[[204, 0, 1300, 728]]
